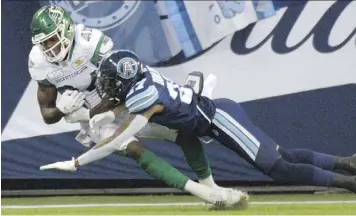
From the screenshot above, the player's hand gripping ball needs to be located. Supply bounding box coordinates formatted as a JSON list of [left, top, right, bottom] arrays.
[[57, 90, 85, 114]]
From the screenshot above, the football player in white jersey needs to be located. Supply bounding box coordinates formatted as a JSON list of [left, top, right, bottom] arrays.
[[29, 5, 247, 207]]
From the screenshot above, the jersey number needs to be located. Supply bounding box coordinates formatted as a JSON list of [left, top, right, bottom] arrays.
[[148, 67, 193, 104], [166, 80, 193, 104], [127, 78, 146, 98]]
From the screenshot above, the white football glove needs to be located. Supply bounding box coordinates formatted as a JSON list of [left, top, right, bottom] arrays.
[[89, 111, 116, 135], [57, 90, 85, 114], [64, 107, 90, 123], [201, 73, 217, 99], [75, 130, 93, 148], [40, 157, 77, 172]]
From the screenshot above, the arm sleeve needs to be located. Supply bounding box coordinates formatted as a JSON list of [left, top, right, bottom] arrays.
[[77, 137, 136, 166], [77, 115, 148, 166]]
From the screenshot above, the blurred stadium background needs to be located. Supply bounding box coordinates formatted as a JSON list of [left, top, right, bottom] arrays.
[[2, 0, 355, 215]]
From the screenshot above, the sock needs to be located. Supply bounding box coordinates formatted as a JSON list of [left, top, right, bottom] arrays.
[[176, 133, 212, 180], [201, 73, 217, 99], [199, 175, 219, 188], [184, 180, 220, 204], [269, 157, 335, 187], [270, 158, 356, 192], [279, 148, 335, 170], [136, 150, 189, 190], [332, 175, 356, 193]]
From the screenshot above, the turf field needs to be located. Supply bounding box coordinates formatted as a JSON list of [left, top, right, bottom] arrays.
[[2, 193, 356, 215]]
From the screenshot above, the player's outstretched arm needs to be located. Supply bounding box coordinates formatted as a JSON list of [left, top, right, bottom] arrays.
[[37, 84, 64, 124], [92, 104, 164, 150], [61, 105, 164, 166]]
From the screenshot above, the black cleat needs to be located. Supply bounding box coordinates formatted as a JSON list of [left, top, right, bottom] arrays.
[[344, 176, 356, 193], [347, 154, 356, 174], [334, 154, 356, 175], [333, 174, 356, 193]]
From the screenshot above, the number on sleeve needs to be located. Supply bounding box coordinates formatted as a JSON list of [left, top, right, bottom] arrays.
[[166, 81, 193, 104], [127, 78, 146, 97]]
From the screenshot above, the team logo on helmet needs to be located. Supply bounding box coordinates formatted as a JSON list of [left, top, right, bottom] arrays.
[[47, 5, 64, 24], [48, 1, 140, 31], [117, 57, 139, 79]]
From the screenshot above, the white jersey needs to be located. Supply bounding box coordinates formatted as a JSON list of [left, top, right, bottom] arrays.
[[28, 24, 113, 108], [28, 24, 177, 148]]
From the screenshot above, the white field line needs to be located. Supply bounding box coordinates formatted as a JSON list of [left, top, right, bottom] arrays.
[[2, 200, 356, 209]]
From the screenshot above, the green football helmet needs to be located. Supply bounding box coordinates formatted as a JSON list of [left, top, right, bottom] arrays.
[[30, 5, 75, 63]]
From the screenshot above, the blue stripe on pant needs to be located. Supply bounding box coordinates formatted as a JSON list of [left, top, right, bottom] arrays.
[[210, 98, 281, 173]]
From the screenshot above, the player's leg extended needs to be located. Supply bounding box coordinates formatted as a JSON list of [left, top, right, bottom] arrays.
[[211, 98, 356, 193], [78, 120, 245, 204], [175, 132, 219, 187], [115, 141, 244, 207], [180, 71, 234, 188], [278, 147, 356, 174], [136, 123, 220, 188]]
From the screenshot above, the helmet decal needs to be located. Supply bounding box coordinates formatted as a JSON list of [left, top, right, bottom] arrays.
[[48, 6, 64, 25], [116, 57, 138, 79], [96, 50, 143, 104]]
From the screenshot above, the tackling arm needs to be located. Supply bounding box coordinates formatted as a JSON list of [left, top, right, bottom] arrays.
[[70, 104, 164, 167], [39, 104, 154, 171], [37, 83, 64, 124], [94, 104, 163, 149]]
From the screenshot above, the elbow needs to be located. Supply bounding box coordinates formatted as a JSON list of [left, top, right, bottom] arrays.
[[42, 116, 59, 124], [43, 118, 56, 125], [40, 107, 63, 124]]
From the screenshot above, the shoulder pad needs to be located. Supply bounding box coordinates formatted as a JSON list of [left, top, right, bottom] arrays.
[[99, 35, 114, 55], [74, 24, 103, 50]]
